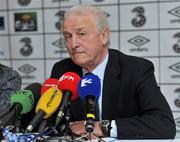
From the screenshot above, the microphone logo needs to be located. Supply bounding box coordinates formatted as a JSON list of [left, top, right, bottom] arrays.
[[81, 78, 92, 87], [59, 74, 75, 82], [44, 83, 57, 88], [47, 89, 58, 108], [16, 90, 34, 105]]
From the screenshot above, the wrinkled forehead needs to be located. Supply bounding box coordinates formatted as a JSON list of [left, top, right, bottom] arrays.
[[63, 14, 97, 32]]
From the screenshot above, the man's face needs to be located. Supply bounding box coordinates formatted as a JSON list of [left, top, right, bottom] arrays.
[[63, 14, 109, 70]]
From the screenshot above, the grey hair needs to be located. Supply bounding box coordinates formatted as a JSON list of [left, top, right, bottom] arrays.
[[63, 5, 109, 32]]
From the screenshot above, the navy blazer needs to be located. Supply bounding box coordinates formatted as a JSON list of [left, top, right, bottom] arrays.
[[51, 49, 176, 139]]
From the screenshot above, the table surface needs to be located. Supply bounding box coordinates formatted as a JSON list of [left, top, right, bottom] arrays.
[[1, 138, 180, 142], [90, 138, 180, 142]]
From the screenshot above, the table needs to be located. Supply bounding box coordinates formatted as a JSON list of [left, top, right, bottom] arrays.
[[94, 138, 180, 142]]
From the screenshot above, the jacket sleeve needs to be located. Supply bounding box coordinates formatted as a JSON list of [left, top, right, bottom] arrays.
[[0, 67, 21, 113], [115, 60, 176, 139]]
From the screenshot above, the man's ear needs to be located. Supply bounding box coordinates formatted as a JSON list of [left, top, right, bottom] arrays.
[[100, 28, 110, 46]]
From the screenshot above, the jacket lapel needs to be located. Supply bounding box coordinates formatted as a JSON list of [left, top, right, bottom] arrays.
[[102, 49, 121, 120]]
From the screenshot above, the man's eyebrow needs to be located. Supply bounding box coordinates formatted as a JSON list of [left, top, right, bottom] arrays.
[[76, 27, 86, 31], [64, 27, 87, 32], [63, 31, 70, 34]]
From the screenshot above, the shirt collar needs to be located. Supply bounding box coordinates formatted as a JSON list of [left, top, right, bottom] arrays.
[[82, 52, 109, 81]]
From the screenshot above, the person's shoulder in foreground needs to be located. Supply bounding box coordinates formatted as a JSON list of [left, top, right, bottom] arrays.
[[0, 64, 21, 115]]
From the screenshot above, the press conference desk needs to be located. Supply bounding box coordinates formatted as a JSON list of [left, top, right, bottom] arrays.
[[1, 138, 180, 142], [92, 138, 180, 142], [2, 132, 180, 141]]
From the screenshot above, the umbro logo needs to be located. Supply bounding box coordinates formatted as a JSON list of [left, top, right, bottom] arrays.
[[18, 64, 36, 75], [168, 6, 180, 18], [169, 62, 180, 73], [52, 38, 67, 53], [175, 117, 180, 128], [128, 35, 149, 47]]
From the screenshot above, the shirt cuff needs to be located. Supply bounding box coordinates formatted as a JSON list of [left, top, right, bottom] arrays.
[[110, 120, 117, 137]]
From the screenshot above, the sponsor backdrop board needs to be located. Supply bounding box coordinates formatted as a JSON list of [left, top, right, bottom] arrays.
[[0, 0, 180, 136]]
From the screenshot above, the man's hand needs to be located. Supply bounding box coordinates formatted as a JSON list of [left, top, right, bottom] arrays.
[[70, 120, 103, 137]]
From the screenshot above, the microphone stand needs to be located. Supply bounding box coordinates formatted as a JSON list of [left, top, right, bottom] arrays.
[[64, 108, 71, 136], [37, 119, 47, 134], [13, 106, 23, 133], [13, 115, 23, 133]]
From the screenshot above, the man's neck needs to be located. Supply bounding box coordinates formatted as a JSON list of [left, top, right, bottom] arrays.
[[83, 48, 108, 72]]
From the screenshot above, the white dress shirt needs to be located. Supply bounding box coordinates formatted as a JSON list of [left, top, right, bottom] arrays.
[[82, 52, 117, 137]]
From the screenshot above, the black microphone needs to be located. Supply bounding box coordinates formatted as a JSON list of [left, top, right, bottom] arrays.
[[10, 83, 42, 132], [78, 73, 101, 133], [55, 72, 80, 127]]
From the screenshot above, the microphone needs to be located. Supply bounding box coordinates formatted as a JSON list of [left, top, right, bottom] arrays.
[[37, 119, 47, 133], [9, 83, 42, 132], [24, 83, 42, 103], [41, 78, 59, 95], [38, 78, 59, 133], [10, 83, 41, 116], [25, 87, 63, 133], [78, 73, 101, 133], [55, 72, 80, 127]]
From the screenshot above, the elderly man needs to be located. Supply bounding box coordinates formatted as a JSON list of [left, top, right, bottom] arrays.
[[51, 5, 176, 139]]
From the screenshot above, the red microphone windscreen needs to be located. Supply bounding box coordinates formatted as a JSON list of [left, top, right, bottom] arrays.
[[58, 72, 80, 100], [41, 78, 59, 95]]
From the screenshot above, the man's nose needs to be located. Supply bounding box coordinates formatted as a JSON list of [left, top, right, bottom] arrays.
[[72, 35, 79, 48]]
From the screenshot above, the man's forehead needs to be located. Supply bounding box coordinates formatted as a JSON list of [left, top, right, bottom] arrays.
[[63, 21, 95, 33], [64, 14, 95, 25], [63, 26, 88, 33], [63, 14, 97, 33]]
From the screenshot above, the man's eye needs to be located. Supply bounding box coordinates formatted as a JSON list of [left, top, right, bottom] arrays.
[[64, 34, 72, 40], [78, 32, 87, 37], [80, 32, 85, 35]]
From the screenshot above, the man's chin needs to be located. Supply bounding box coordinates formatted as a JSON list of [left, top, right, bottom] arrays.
[[72, 58, 87, 67], [74, 61, 87, 67]]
